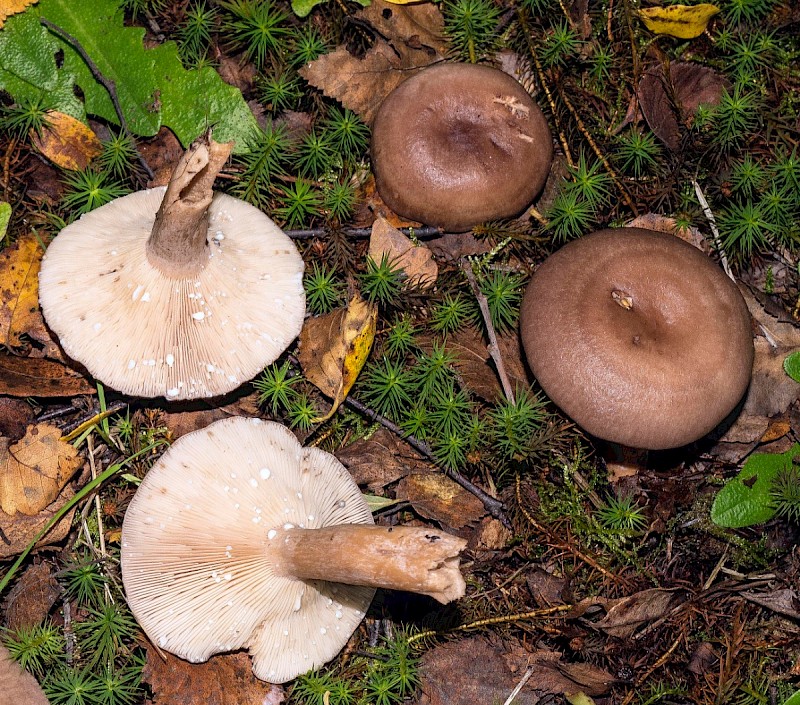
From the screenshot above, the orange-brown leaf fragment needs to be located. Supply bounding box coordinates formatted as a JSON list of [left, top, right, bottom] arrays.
[[0, 353, 94, 397], [32, 111, 102, 171], [0, 0, 37, 28], [0, 423, 83, 516], [0, 233, 44, 349], [369, 216, 437, 288], [298, 294, 377, 421], [396, 472, 485, 529]]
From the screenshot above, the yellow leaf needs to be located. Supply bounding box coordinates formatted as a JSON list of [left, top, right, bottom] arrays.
[[0, 423, 82, 516], [0, 0, 37, 29], [638, 3, 720, 39], [298, 293, 377, 422], [31, 111, 102, 171], [0, 233, 44, 349], [566, 694, 596, 705]]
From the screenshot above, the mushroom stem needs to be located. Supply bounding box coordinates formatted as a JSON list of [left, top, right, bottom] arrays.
[[271, 524, 467, 604], [146, 133, 234, 277], [603, 443, 650, 481]]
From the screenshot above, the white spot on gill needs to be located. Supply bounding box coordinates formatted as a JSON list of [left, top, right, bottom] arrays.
[[192, 312, 205, 321], [132, 285, 144, 301]]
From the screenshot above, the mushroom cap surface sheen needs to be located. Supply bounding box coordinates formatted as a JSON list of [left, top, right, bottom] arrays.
[[520, 227, 754, 449], [39, 189, 305, 400], [121, 417, 375, 683], [371, 62, 553, 232]]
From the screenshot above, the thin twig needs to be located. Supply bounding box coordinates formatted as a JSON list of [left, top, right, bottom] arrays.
[[283, 225, 441, 240], [503, 667, 534, 705], [692, 179, 734, 281], [39, 17, 154, 181], [343, 395, 510, 526], [460, 259, 516, 403]]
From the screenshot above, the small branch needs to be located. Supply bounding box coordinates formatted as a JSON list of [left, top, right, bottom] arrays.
[[692, 179, 734, 281], [460, 259, 516, 403], [283, 225, 441, 240], [343, 395, 510, 527], [39, 17, 154, 181]]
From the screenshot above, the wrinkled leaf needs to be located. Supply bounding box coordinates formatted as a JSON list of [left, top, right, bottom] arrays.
[[711, 444, 800, 528], [3, 561, 61, 630], [0, 202, 10, 241], [369, 216, 437, 288], [0, 353, 94, 397], [0, 482, 76, 558], [740, 587, 800, 620], [0, 422, 82, 515], [638, 3, 720, 39], [637, 64, 680, 151], [396, 472, 485, 529], [670, 61, 729, 119], [593, 588, 678, 638], [0, 233, 43, 349], [335, 428, 421, 490], [31, 110, 101, 170], [298, 293, 377, 421], [784, 350, 800, 382]]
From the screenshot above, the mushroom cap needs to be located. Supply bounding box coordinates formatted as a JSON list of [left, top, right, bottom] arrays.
[[121, 417, 375, 683], [520, 228, 754, 450], [38, 188, 305, 400], [370, 63, 553, 232]]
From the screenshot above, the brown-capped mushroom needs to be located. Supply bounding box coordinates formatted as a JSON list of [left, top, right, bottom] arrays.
[[519, 227, 754, 450], [121, 417, 466, 683], [370, 63, 553, 232], [39, 135, 305, 401]]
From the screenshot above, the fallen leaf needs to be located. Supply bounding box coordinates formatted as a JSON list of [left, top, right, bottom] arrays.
[[2, 561, 60, 631], [526, 567, 570, 607], [475, 516, 513, 550], [0, 644, 49, 705], [638, 3, 720, 39], [687, 642, 717, 676], [299, 0, 446, 124], [162, 395, 261, 439], [740, 587, 800, 620], [0, 483, 77, 559], [143, 645, 285, 705], [32, 111, 102, 171], [0, 353, 94, 397], [369, 216, 437, 288], [0, 423, 83, 516], [0, 396, 34, 440], [0, 202, 10, 241], [298, 293, 377, 420], [625, 213, 708, 252], [0, 233, 44, 349], [592, 588, 679, 638], [335, 428, 422, 490], [0, 0, 36, 29], [396, 472, 485, 529], [637, 64, 680, 151], [670, 62, 730, 121]]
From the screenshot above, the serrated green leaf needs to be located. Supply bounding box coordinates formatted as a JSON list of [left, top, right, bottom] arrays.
[[783, 350, 800, 383], [152, 42, 258, 152], [0, 203, 10, 242], [711, 444, 800, 528], [0, 11, 84, 120]]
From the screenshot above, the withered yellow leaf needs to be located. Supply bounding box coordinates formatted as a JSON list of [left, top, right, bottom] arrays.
[[0, 0, 37, 29], [638, 4, 720, 39], [0, 233, 44, 349], [0, 423, 82, 516], [298, 293, 377, 421], [369, 216, 437, 289], [31, 111, 102, 171]]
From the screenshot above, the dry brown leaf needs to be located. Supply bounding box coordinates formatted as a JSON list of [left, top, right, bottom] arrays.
[[335, 428, 423, 490], [298, 293, 377, 420], [592, 588, 679, 638], [0, 353, 94, 397], [0, 423, 82, 516], [299, 0, 445, 124], [740, 587, 800, 620], [637, 64, 680, 151], [0, 483, 76, 559], [0, 396, 34, 441], [0, 233, 44, 349], [625, 213, 708, 251], [2, 561, 60, 631], [396, 472, 485, 529], [32, 111, 102, 171], [474, 516, 512, 550], [0, 644, 49, 705], [369, 216, 438, 288], [144, 646, 284, 705], [0, 0, 37, 28], [671, 62, 730, 121]]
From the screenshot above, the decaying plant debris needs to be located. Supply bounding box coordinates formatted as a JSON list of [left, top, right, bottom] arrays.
[[0, 0, 799, 704]]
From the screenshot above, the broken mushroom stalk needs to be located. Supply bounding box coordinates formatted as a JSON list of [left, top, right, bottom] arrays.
[[519, 227, 755, 474], [39, 133, 305, 401], [121, 417, 466, 684]]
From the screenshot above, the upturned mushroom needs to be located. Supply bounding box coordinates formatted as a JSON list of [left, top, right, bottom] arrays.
[[39, 134, 305, 401], [121, 417, 466, 683], [520, 227, 754, 452], [370, 63, 553, 232]]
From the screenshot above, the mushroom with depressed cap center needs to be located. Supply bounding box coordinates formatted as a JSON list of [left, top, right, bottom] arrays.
[[38, 134, 305, 401], [370, 62, 553, 232], [519, 227, 754, 456], [120, 417, 467, 684]]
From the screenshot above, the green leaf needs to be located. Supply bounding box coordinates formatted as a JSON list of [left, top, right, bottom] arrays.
[[0, 203, 10, 242], [783, 350, 800, 382], [363, 494, 400, 513], [0, 11, 84, 120], [291, 0, 368, 17], [782, 691, 800, 705], [711, 444, 800, 528]]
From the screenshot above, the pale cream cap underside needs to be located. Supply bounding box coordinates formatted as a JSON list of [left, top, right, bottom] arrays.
[[121, 417, 375, 683], [39, 188, 305, 400]]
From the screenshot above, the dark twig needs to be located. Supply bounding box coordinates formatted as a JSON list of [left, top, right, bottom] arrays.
[[284, 225, 442, 240], [344, 395, 510, 527], [460, 259, 516, 403], [39, 17, 155, 181]]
